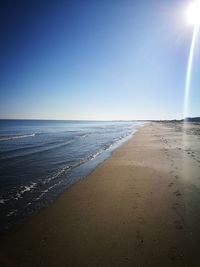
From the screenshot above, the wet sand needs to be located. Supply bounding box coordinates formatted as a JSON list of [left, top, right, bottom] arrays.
[[1, 122, 200, 266]]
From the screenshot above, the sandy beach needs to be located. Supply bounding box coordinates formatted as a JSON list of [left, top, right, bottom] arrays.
[[1, 122, 200, 266]]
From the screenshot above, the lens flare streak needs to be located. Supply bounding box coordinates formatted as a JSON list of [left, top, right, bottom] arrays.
[[183, 25, 199, 120]]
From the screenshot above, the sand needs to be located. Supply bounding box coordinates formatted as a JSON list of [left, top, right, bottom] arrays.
[[1, 122, 200, 266]]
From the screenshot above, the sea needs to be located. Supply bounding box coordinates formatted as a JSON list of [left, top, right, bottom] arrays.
[[0, 120, 143, 234]]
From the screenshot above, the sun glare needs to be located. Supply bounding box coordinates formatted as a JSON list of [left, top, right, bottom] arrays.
[[187, 1, 200, 26]]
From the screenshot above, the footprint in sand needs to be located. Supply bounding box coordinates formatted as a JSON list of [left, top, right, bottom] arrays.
[[174, 220, 183, 230], [135, 230, 144, 249], [168, 182, 174, 187], [172, 202, 179, 209], [136, 192, 142, 198], [171, 203, 179, 210], [123, 257, 130, 262], [173, 190, 181, 197], [137, 216, 146, 225], [132, 205, 138, 210], [168, 246, 179, 260]]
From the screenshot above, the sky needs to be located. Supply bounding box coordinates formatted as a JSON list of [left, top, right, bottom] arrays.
[[0, 0, 199, 120]]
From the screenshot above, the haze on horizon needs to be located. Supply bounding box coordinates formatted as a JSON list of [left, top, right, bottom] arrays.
[[0, 0, 199, 121]]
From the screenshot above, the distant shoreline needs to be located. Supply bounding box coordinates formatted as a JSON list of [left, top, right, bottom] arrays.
[[0, 116, 199, 122], [0, 118, 148, 122]]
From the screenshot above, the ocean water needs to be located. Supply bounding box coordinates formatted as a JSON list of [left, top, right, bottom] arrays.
[[0, 120, 143, 233]]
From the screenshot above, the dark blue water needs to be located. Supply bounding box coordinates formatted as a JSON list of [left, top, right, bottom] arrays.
[[0, 120, 143, 233]]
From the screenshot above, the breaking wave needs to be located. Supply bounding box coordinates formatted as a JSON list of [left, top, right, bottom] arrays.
[[0, 133, 36, 141]]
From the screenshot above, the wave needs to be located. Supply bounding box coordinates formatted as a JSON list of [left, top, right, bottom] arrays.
[[2, 129, 136, 199], [0, 139, 75, 162], [0, 139, 62, 156], [35, 147, 108, 195], [0, 132, 89, 161], [0, 198, 8, 205], [40, 133, 130, 188], [6, 209, 18, 217], [7, 183, 38, 202], [42, 165, 71, 185], [0, 133, 36, 141]]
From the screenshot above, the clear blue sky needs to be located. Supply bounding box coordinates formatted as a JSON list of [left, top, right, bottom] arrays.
[[0, 0, 199, 120]]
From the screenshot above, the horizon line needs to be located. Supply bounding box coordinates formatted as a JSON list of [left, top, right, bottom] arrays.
[[0, 117, 197, 122]]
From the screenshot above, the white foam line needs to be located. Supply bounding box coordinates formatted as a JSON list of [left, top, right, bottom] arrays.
[[0, 198, 8, 204], [7, 209, 18, 217], [0, 133, 36, 141]]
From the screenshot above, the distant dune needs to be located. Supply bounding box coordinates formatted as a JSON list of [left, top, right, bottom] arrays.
[[183, 117, 200, 122], [151, 117, 200, 123]]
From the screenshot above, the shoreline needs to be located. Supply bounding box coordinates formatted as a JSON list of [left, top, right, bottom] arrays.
[[0, 121, 143, 236], [1, 122, 200, 266]]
